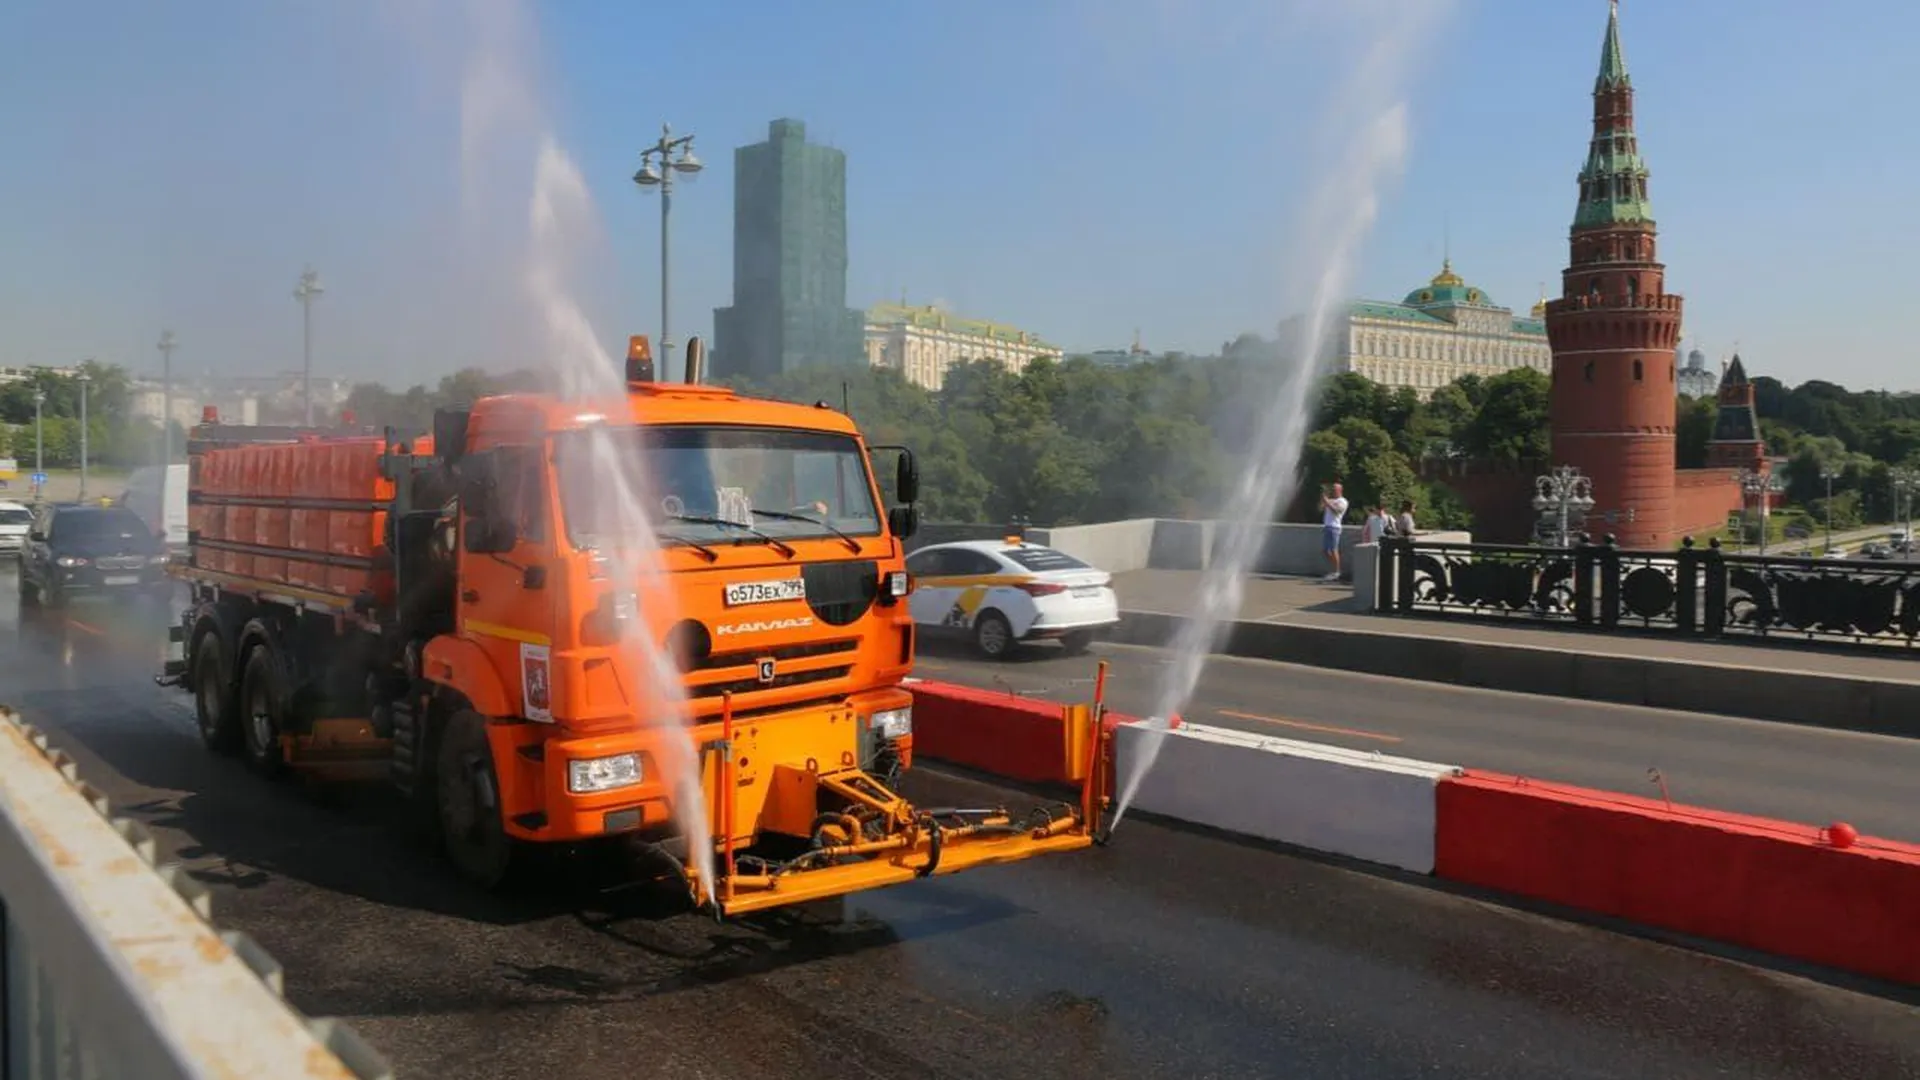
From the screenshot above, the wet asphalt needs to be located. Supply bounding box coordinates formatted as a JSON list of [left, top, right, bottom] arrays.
[[4, 572, 1917, 1080]]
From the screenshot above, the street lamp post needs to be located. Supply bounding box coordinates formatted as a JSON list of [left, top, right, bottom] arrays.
[[1891, 466, 1920, 556], [294, 267, 324, 425], [631, 123, 703, 382], [31, 389, 44, 503], [1532, 465, 1596, 548], [1738, 468, 1771, 554], [1820, 466, 1840, 553], [77, 370, 91, 501], [157, 330, 178, 466]]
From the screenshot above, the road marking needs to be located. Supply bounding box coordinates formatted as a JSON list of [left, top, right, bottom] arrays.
[[1216, 708, 1401, 744], [65, 618, 105, 637]]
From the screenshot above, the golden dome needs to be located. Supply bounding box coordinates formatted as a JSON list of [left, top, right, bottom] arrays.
[[1430, 258, 1465, 288]]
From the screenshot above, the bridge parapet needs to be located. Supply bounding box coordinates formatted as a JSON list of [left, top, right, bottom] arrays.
[[0, 707, 392, 1080]]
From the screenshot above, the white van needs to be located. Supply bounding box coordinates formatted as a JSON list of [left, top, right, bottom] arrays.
[[123, 464, 188, 550]]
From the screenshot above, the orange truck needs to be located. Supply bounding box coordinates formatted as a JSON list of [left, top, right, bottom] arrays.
[[159, 337, 1106, 915]]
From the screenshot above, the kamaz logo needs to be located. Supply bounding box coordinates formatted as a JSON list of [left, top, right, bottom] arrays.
[[714, 617, 814, 636]]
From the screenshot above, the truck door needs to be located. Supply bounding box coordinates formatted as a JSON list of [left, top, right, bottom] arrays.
[[456, 444, 558, 721]]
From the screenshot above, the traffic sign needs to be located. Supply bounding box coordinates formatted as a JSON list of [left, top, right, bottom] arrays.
[[30, 472, 47, 486]]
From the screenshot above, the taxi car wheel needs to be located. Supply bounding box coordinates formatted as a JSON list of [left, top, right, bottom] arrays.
[[974, 610, 1015, 660], [1061, 630, 1095, 656]]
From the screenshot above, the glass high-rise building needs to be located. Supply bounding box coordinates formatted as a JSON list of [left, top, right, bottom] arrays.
[[712, 119, 865, 380]]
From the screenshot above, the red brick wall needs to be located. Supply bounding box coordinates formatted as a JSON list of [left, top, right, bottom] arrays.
[[1672, 469, 1744, 541]]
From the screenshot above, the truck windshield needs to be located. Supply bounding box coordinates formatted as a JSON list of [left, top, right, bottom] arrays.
[[556, 425, 882, 550]]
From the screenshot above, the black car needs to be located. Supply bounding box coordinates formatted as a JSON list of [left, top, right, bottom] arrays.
[[18, 502, 170, 607]]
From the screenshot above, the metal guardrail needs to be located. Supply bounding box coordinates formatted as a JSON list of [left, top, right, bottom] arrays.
[[0, 707, 393, 1080], [1375, 535, 1920, 649]]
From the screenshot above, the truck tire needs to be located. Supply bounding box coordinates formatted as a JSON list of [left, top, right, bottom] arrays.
[[435, 709, 517, 888], [192, 631, 241, 754], [238, 643, 289, 777]]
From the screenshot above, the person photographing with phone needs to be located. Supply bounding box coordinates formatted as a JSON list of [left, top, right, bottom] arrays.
[[1320, 481, 1349, 582]]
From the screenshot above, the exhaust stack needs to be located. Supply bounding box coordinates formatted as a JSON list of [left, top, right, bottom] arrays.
[[684, 335, 705, 385]]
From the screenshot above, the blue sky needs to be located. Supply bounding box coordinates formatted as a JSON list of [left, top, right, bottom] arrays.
[[2, 1, 1913, 390]]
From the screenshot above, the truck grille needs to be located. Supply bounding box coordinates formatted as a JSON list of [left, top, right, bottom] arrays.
[[689, 665, 853, 700], [695, 637, 858, 672]]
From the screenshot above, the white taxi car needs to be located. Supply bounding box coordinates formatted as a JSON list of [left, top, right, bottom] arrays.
[[904, 538, 1119, 659]]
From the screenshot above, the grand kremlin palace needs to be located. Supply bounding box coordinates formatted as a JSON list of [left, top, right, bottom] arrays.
[[1331, 261, 1552, 397]]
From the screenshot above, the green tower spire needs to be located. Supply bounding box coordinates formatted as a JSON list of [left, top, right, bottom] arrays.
[[1572, 1, 1652, 229], [1597, 0, 1629, 91]]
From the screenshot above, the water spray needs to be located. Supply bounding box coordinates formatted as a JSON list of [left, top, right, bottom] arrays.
[[1110, 2, 1453, 830]]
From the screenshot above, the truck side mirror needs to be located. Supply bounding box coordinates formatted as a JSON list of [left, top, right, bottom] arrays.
[[888, 506, 919, 540], [895, 450, 919, 505], [868, 444, 917, 506]]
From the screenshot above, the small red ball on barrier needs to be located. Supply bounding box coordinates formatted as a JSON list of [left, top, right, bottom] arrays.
[[1826, 821, 1858, 849]]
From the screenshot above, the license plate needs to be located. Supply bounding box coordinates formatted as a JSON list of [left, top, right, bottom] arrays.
[[103, 575, 139, 586], [1071, 586, 1103, 597], [724, 579, 805, 606]]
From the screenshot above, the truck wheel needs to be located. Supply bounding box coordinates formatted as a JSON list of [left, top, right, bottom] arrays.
[[435, 710, 517, 889], [192, 631, 241, 754], [973, 610, 1016, 660], [239, 645, 288, 777]]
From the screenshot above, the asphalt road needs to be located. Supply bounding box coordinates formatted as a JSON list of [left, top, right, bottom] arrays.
[[5, 575, 1918, 1079], [914, 635, 1920, 843]]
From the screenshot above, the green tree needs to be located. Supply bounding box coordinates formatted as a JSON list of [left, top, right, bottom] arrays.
[[1460, 368, 1550, 461]]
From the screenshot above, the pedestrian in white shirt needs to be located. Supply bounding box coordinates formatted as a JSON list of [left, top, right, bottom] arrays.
[[1319, 482, 1349, 581]]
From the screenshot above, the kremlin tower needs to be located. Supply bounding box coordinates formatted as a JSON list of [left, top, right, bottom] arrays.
[[1543, 1, 1685, 548]]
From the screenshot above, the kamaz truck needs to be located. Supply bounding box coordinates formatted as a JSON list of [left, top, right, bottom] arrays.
[[160, 337, 1105, 915]]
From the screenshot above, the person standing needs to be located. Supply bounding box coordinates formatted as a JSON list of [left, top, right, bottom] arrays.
[[1395, 498, 1417, 539], [1359, 501, 1390, 544], [1320, 482, 1349, 581]]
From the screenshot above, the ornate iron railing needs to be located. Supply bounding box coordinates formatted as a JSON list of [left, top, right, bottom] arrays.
[[1376, 535, 1920, 649]]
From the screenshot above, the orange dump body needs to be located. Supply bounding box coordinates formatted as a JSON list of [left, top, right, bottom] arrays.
[[187, 431, 415, 607]]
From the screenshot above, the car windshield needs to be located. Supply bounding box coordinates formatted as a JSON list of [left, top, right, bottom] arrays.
[[0, 508, 32, 526], [555, 425, 882, 550], [57, 509, 147, 541]]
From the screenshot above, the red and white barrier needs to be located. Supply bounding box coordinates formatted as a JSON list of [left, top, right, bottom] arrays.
[[1434, 770, 1920, 987], [904, 678, 1920, 987], [1114, 722, 1460, 874]]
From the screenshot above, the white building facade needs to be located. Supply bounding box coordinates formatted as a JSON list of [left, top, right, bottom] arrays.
[[863, 303, 1062, 391], [1325, 261, 1553, 398]]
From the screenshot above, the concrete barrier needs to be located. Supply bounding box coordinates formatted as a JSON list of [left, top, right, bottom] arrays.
[[1113, 721, 1460, 874], [1434, 770, 1920, 987], [911, 518, 1472, 578], [0, 708, 391, 1079], [906, 678, 1176, 789]]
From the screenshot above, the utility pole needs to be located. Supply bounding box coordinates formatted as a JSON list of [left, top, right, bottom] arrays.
[[157, 330, 178, 465], [31, 388, 44, 503], [1821, 466, 1840, 553], [294, 266, 324, 425], [77, 369, 92, 501], [632, 123, 703, 381]]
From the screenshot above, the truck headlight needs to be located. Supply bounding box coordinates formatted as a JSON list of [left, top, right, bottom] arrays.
[[568, 753, 642, 794], [870, 707, 912, 740]]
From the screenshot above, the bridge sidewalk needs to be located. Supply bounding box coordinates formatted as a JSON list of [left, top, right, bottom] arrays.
[[1108, 570, 1920, 729]]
